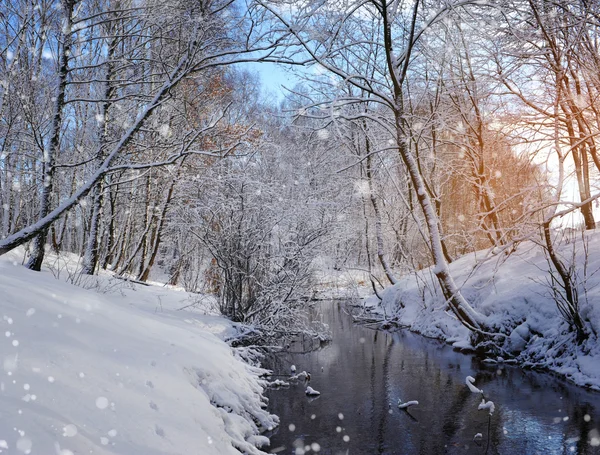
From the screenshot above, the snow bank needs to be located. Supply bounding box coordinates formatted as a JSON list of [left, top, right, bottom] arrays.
[[379, 231, 600, 390], [0, 250, 277, 454]]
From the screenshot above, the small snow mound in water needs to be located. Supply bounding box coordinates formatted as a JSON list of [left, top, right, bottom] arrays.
[[305, 386, 320, 396], [398, 400, 418, 409], [479, 399, 495, 415], [290, 370, 309, 381], [466, 376, 483, 394]]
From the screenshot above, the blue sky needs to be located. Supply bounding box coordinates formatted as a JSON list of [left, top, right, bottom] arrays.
[[238, 61, 302, 101]]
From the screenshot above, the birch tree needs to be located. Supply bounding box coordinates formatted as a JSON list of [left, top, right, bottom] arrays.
[[257, 0, 489, 332], [0, 0, 285, 267]]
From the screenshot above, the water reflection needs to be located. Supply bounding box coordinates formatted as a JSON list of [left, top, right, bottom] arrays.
[[265, 302, 600, 454]]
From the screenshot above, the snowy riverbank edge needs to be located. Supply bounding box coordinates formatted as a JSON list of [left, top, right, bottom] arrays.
[[373, 232, 600, 391], [0, 249, 278, 455]]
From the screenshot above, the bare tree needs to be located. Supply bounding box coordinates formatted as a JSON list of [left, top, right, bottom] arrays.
[[258, 0, 489, 333], [0, 0, 288, 266]]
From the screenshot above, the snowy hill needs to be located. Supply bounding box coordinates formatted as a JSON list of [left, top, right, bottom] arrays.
[[379, 231, 600, 390], [0, 251, 277, 454]]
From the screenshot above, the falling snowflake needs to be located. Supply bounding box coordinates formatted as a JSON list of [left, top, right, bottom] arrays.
[[16, 437, 32, 454], [95, 397, 109, 410], [63, 424, 78, 437]]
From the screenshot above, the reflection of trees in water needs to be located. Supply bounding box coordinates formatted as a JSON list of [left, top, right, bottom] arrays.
[[374, 332, 394, 453], [571, 403, 594, 454], [289, 332, 331, 354], [441, 387, 472, 446]]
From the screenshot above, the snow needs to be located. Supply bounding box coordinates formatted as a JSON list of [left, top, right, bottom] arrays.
[[0, 249, 277, 454], [310, 257, 372, 301], [289, 371, 310, 382], [378, 231, 600, 390], [397, 400, 419, 409], [466, 376, 483, 394], [305, 386, 320, 396], [478, 399, 495, 415]]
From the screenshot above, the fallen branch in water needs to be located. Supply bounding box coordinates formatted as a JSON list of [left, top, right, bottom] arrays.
[[350, 312, 409, 330]]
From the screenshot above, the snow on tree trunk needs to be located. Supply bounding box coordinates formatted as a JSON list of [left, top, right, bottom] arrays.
[[395, 117, 483, 331], [0, 49, 191, 258], [383, 1, 483, 331], [26, 0, 76, 271], [138, 167, 179, 282], [82, 27, 118, 275]]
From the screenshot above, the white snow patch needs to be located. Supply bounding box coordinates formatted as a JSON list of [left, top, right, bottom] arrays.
[[398, 400, 419, 409], [0, 248, 278, 454], [378, 233, 600, 390], [478, 399, 495, 415], [305, 386, 321, 396], [466, 376, 483, 394]]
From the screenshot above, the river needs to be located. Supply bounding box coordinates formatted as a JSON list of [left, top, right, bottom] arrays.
[[265, 301, 600, 454]]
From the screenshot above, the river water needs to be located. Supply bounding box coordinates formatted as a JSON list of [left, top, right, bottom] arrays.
[[265, 301, 600, 455]]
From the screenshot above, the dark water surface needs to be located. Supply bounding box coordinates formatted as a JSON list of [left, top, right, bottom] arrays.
[[265, 302, 600, 455]]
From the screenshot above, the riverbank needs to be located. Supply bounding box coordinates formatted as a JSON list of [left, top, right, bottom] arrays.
[[0, 249, 277, 454], [374, 231, 600, 390]]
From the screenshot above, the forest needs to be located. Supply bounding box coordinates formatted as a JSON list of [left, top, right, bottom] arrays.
[[4, 0, 600, 453], [2, 0, 599, 344]]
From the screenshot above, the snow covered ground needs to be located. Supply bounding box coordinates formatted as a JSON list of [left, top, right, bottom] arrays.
[[0, 249, 277, 455], [376, 230, 600, 390], [310, 257, 373, 301]]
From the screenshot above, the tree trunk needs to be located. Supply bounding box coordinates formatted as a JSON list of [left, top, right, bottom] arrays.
[[543, 220, 586, 343], [82, 21, 118, 274], [26, 0, 76, 271], [395, 115, 483, 331], [138, 169, 178, 282], [380, 0, 483, 332], [366, 145, 397, 285]]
